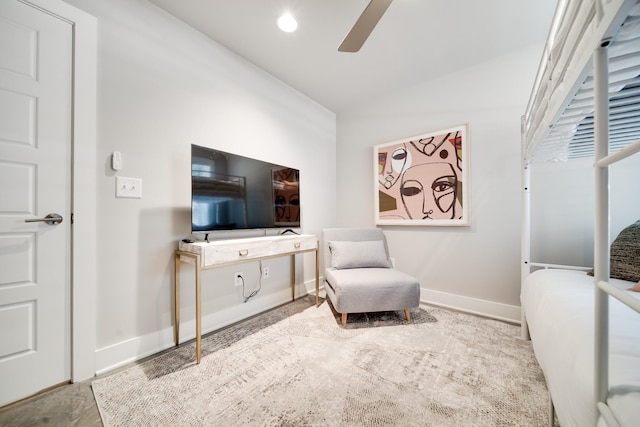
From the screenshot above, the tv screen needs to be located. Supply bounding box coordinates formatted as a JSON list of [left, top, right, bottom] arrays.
[[191, 144, 300, 233]]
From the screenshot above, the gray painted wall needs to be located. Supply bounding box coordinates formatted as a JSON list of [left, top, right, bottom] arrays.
[[531, 156, 640, 267]]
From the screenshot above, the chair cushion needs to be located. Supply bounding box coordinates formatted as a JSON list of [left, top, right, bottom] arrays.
[[322, 228, 389, 273], [329, 240, 390, 269], [324, 267, 420, 313]]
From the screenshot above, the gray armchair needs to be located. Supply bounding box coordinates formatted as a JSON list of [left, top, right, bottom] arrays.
[[322, 228, 420, 326]]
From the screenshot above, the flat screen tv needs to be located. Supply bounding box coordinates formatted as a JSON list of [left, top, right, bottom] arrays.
[[191, 144, 300, 234]]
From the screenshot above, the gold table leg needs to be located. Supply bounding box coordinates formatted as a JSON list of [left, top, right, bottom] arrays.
[[176, 250, 203, 364], [195, 255, 202, 364], [315, 246, 319, 307], [290, 254, 296, 301], [174, 252, 180, 346]]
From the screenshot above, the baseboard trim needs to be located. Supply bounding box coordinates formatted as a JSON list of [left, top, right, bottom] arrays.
[[420, 288, 521, 324], [94, 281, 520, 375], [306, 281, 520, 324], [95, 278, 321, 376]]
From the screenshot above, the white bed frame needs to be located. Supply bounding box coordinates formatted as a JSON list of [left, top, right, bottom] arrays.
[[521, 0, 640, 425]]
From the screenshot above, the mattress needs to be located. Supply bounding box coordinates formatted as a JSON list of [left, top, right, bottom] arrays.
[[521, 269, 640, 427]]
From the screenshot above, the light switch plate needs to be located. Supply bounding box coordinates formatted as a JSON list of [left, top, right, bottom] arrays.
[[116, 176, 142, 198]]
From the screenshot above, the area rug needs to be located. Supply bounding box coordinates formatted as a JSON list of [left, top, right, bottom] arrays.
[[92, 296, 550, 426]]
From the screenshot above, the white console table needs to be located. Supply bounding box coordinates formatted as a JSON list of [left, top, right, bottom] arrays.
[[174, 234, 319, 363]]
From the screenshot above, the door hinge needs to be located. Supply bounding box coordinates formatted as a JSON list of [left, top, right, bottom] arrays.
[[71, 213, 74, 224]]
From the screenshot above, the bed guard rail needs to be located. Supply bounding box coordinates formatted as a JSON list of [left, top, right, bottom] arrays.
[[597, 280, 640, 314], [595, 138, 640, 167], [528, 262, 593, 271]]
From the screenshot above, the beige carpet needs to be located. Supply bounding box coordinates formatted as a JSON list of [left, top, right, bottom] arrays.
[[92, 296, 550, 426]]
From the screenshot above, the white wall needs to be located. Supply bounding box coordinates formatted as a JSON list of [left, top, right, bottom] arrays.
[[63, 0, 336, 373], [335, 45, 546, 321], [530, 155, 640, 267]]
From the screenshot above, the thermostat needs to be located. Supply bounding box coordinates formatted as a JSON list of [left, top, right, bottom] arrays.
[[111, 151, 122, 171]]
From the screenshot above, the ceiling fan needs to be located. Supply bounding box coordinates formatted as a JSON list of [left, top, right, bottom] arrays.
[[338, 0, 393, 52]]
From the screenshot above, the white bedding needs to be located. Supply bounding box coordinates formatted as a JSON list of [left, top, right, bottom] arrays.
[[521, 269, 640, 427]]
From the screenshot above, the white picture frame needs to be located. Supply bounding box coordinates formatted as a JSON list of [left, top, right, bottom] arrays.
[[374, 124, 470, 226]]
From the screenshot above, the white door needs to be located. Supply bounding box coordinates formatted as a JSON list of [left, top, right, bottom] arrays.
[[0, 0, 72, 405]]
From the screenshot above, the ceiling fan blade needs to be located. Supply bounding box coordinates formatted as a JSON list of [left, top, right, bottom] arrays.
[[338, 0, 393, 52]]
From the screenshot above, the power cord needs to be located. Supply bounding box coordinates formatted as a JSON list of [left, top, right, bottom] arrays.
[[280, 228, 299, 235], [242, 263, 263, 303]]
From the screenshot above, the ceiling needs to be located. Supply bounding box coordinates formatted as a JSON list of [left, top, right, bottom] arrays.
[[146, 0, 557, 114]]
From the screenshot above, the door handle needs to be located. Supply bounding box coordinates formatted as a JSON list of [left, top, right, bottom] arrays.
[[25, 213, 63, 225]]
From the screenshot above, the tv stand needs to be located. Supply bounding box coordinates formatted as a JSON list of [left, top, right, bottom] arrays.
[[174, 234, 319, 363]]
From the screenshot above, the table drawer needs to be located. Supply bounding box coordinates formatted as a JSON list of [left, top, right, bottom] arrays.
[[179, 234, 317, 267], [269, 237, 317, 254]]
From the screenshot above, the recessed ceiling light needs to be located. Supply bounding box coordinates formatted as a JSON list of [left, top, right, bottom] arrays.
[[277, 14, 297, 32]]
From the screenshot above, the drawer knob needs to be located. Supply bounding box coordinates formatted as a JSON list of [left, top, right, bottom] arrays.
[[239, 249, 248, 256], [294, 242, 301, 249]]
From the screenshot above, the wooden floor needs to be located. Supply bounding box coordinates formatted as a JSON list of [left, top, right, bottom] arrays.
[[0, 379, 102, 427]]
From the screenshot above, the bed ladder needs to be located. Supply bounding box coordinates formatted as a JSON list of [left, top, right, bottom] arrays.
[[593, 37, 640, 427]]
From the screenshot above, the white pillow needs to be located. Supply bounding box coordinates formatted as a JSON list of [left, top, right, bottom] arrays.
[[328, 240, 390, 269]]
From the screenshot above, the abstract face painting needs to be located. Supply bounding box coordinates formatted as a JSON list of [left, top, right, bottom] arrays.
[[401, 162, 458, 220], [378, 145, 411, 190], [374, 124, 469, 226]]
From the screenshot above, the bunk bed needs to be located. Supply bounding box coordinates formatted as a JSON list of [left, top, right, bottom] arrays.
[[520, 0, 640, 426]]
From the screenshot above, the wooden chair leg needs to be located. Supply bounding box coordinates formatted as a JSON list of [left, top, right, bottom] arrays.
[[341, 312, 347, 327], [404, 308, 411, 322]]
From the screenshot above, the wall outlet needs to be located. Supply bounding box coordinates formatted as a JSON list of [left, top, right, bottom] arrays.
[[262, 266, 269, 278], [234, 272, 243, 287]]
